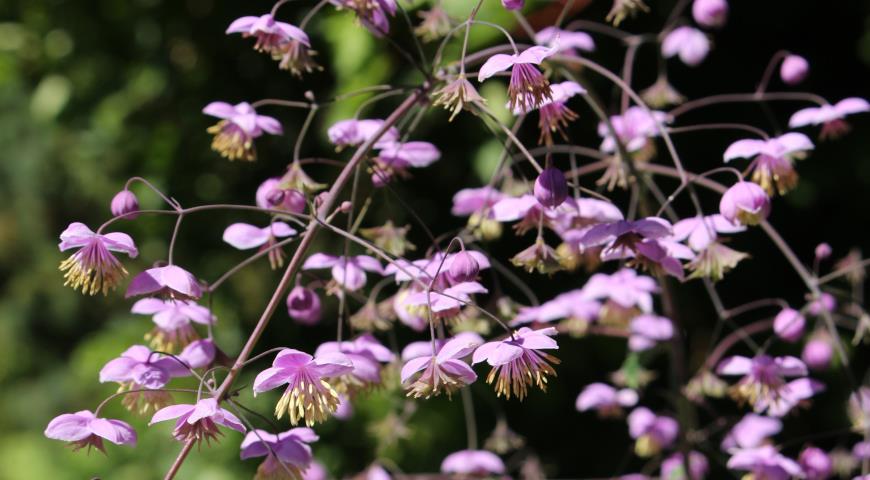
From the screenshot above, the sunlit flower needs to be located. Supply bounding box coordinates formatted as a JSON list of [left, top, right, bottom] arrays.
[[441, 450, 506, 476], [371, 141, 441, 187], [434, 75, 485, 121], [576, 382, 638, 417], [240, 428, 318, 480], [627, 407, 678, 457], [110, 189, 140, 219], [150, 397, 245, 444], [581, 217, 685, 278], [721, 413, 782, 451], [45, 410, 136, 453], [478, 45, 556, 112], [405, 281, 489, 318], [203, 101, 282, 161], [672, 214, 746, 251], [510, 238, 563, 274], [287, 286, 322, 326], [131, 298, 215, 351], [223, 221, 298, 269], [717, 354, 808, 412], [327, 118, 399, 151], [302, 254, 384, 292], [598, 106, 669, 156], [719, 181, 771, 226], [276, 40, 321, 77], [723, 132, 814, 195], [726, 445, 802, 480], [126, 265, 203, 300], [628, 314, 674, 351], [315, 334, 394, 394], [662, 27, 709, 66], [789, 97, 870, 139], [226, 14, 309, 55], [535, 27, 595, 56], [514, 81, 586, 145], [58, 222, 138, 295], [472, 327, 560, 400], [402, 334, 480, 398]]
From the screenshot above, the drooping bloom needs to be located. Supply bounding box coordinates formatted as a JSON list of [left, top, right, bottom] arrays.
[[513, 80, 586, 145], [253, 348, 353, 426], [203, 101, 282, 161], [789, 97, 870, 139], [315, 334, 394, 394], [302, 254, 384, 292], [404, 281, 489, 318], [799, 446, 832, 480], [719, 181, 771, 226], [535, 27, 595, 56], [661, 451, 709, 480], [510, 238, 563, 275], [773, 307, 805, 343], [478, 45, 556, 112], [580, 217, 685, 278], [441, 450, 506, 476], [371, 141, 441, 187], [662, 27, 710, 66], [226, 14, 309, 55], [847, 387, 870, 432], [223, 222, 298, 269], [534, 166, 570, 207], [329, 0, 397, 36], [717, 355, 808, 412], [672, 214, 746, 251], [126, 265, 202, 300], [414, 6, 451, 42], [692, 0, 728, 28], [110, 190, 140, 219], [721, 413, 782, 451], [434, 75, 486, 121], [327, 118, 399, 150], [45, 410, 136, 453], [511, 288, 600, 327], [240, 428, 318, 480], [150, 397, 245, 444], [726, 445, 802, 480], [401, 334, 480, 398], [598, 106, 669, 156], [575, 383, 638, 417], [286, 286, 322, 326], [802, 330, 834, 371], [581, 268, 657, 326], [640, 76, 686, 108], [780, 54, 809, 85], [448, 250, 481, 283], [627, 407, 679, 457], [723, 132, 814, 195], [628, 314, 674, 351], [606, 0, 650, 26], [58, 222, 139, 295], [472, 327, 560, 400], [131, 298, 215, 351], [755, 377, 825, 417]]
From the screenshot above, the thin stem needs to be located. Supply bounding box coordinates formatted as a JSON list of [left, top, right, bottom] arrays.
[[459, 0, 485, 76], [704, 319, 774, 370], [756, 50, 789, 95], [461, 387, 478, 450], [669, 92, 828, 118], [164, 439, 195, 480], [208, 236, 299, 292], [299, 0, 330, 30], [167, 214, 184, 265], [667, 123, 770, 140], [251, 98, 311, 109], [294, 104, 319, 162]]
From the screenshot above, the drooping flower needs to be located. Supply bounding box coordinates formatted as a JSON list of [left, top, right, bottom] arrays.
[[773, 307, 806, 343], [150, 397, 245, 444], [535, 27, 595, 56], [327, 118, 399, 151], [575, 383, 638, 417], [405, 281, 489, 319], [726, 445, 802, 480], [723, 132, 814, 195], [223, 222, 298, 269], [598, 106, 670, 156], [789, 97, 870, 139], [302, 254, 384, 292], [755, 377, 825, 417], [802, 330, 834, 371], [472, 327, 560, 400], [286, 286, 322, 326], [719, 181, 771, 226], [203, 101, 283, 161], [253, 348, 353, 426], [692, 0, 728, 28], [672, 214, 746, 251], [448, 250, 481, 284], [510, 238, 563, 275], [275, 38, 321, 77], [512, 80, 586, 145], [662, 27, 710, 66], [847, 387, 870, 432], [240, 428, 318, 480], [628, 314, 674, 351], [315, 334, 394, 394], [627, 407, 679, 457], [371, 141, 441, 187], [511, 288, 600, 330], [414, 6, 451, 42], [581, 217, 685, 278], [58, 222, 139, 295], [441, 450, 506, 476], [721, 413, 782, 451], [606, 0, 650, 26], [434, 75, 486, 121], [808, 292, 837, 316], [717, 354, 808, 412], [226, 14, 309, 55], [328, 0, 397, 37], [581, 268, 657, 326], [131, 298, 215, 351], [478, 45, 556, 112], [780, 54, 809, 85], [640, 76, 686, 108], [126, 265, 202, 300], [402, 335, 480, 398], [45, 410, 136, 453], [534, 166, 570, 207], [110, 189, 140, 219], [799, 446, 832, 480], [661, 451, 709, 480]]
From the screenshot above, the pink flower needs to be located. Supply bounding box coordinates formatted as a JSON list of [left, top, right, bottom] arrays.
[[110, 190, 140, 219], [799, 446, 832, 480], [512, 81, 585, 145], [721, 413, 781, 451], [329, 0, 396, 36], [672, 214, 745, 251], [45, 410, 136, 453], [598, 106, 669, 154], [448, 250, 481, 283], [582, 268, 658, 314], [58, 222, 138, 295], [327, 119, 399, 150], [662, 27, 709, 66], [501, 0, 523, 10], [727, 445, 802, 480], [802, 331, 834, 371], [512, 289, 600, 326], [472, 327, 560, 400], [717, 355, 808, 412], [478, 45, 556, 112], [773, 307, 805, 343], [226, 14, 309, 54], [576, 383, 638, 416], [627, 407, 679, 457], [302, 254, 384, 291], [257, 177, 307, 213], [401, 334, 480, 398], [371, 141, 441, 187], [126, 265, 203, 300], [223, 222, 298, 268], [692, 0, 728, 28], [535, 27, 595, 55], [719, 181, 771, 226], [240, 428, 318, 480], [723, 132, 814, 195], [253, 348, 353, 426], [203, 101, 282, 161], [131, 298, 215, 351], [755, 378, 825, 417], [405, 281, 489, 318], [385, 250, 490, 287], [628, 314, 674, 351], [581, 217, 685, 278], [287, 286, 322, 325], [315, 334, 394, 393], [150, 397, 245, 444], [451, 187, 505, 217], [780, 54, 809, 85], [789, 97, 870, 139], [661, 451, 709, 480], [441, 450, 506, 476], [534, 166, 569, 208]]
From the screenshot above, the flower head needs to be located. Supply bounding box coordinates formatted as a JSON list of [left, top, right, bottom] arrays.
[[223, 221, 298, 269], [802, 330, 834, 371], [581, 217, 685, 278], [329, 0, 397, 37], [131, 298, 215, 351], [58, 222, 138, 295], [789, 97, 870, 139], [628, 314, 674, 351], [723, 132, 814, 195], [226, 14, 309, 55], [773, 307, 806, 343], [534, 166, 570, 208], [535, 27, 595, 56], [448, 250, 481, 283], [640, 76, 686, 108], [575, 383, 638, 417], [510, 238, 563, 275], [661, 451, 709, 480], [327, 118, 399, 151], [253, 348, 353, 426], [799, 446, 832, 480], [781, 54, 809, 85], [203, 101, 282, 161], [598, 106, 669, 156], [717, 354, 808, 412], [287, 286, 322, 326], [414, 6, 451, 42], [662, 27, 709, 66], [727, 445, 802, 480], [45, 410, 136, 453], [441, 450, 506, 476], [472, 327, 560, 400], [478, 45, 556, 112], [150, 397, 245, 444], [522, 81, 585, 145], [371, 141, 441, 187], [672, 214, 746, 251], [719, 181, 771, 226], [433, 75, 485, 121], [401, 335, 480, 398], [627, 407, 679, 457], [315, 334, 394, 394], [126, 265, 202, 300], [721, 413, 782, 451], [240, 428, 318, 480], [302, 254, 384, 292], [692, 0, 728, 28], [110, 190, 140, 219]]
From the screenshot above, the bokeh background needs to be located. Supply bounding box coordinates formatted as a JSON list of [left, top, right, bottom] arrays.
[[2, 0, 870, 478]]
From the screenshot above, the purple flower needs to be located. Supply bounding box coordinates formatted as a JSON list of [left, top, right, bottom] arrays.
[[472, 327, 560, 400], [126, 265, 203, 300], [781, 54, 809, 85], [581, 217, 685, 278], [329, 0, 396, 36], [755, 377, 825, 417], [582, 268, 658, 323], [773, 307, 806, 343], [131, 298, 215, 351], [517, 81, 585, 145], [802, 331, 834, 371], [433, 74, 486, 121], [401, 334, 480, 398], [717, 355, 808, 412], [302, 254, 384, 291], [240, 428, 318, 480], [58, 222, 138, 295], [535, 27, 595, 55], [501, 0, 523, 10], [226, 14, 309, 54], [386, 250, 490, 287], [257, 177, 308, 213], [371, 141, 441, 187], [110, 189, 140, 219], [534, 167, 570, 208], [575, 383, 638, 417], [629, 314, 674, 351], [451, 187, 505, 217], [799, 446, 832, 480], [721, 413, 782, 451], [789, 97, 870, 139], [723, 132, 814, 195], [598, 106, 670, 154], [672, 214, 745, 251], [441, 450, 506, 476], [661, 451, 709, 480], [815, 242, 832, 260], [253, 348, 353, 426], [448, 250, 481, 283], [150, 397, 245, 444], [512, 289, 600, 327], [727, 445, 802, 480], [719, 181, 771, 226], [692, 0, 728, 28], [223, 222, 297, 250], [45, 410, 136, 453], [287, 286, 322, 326], [662, 27, 709, 66], [203, 101, 282, 161], [315, 334, 394, 393], [478, 45, 556, 112], [327, 118, 399, 151], [808, 292, 836, 315], [627, 407, 679, 457], [854, 441, 870, 461], [405, 281, 489, 318], [849, 387, 870, 432]]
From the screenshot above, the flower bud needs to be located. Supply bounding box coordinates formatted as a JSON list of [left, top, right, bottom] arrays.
[[339, 201, 353, 213], [780, 55, 809, 86], [773, 307, 805, 343], [534, 167, 569, 208], [814, 242, 832, 261], [719, 181, 771, 226], [111, 190, 140, 219], [692, 0, 728, 28], [501, 0, 523, 10], [286, 286, 322, 325], [802, 331, 833, 371], [448, 250, 480, 283], [799, 446, 832, 480]]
